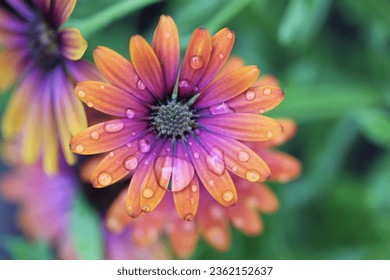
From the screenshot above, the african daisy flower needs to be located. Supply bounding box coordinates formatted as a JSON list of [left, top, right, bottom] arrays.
[[103, 118, 300, 258], [70, 15, 285, 218], [0, 0, 100, 174]]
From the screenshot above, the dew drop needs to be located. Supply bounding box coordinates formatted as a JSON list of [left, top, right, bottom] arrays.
[[246, 170, 261, 182], [184, 214, 194, 221], [179, 79, 190, 89], [209, 102, 234, 115], [206, 147, 225, 176], [223, 191, 234, 202], [165, 32, 171, 38], [142, 205, 151, 212], [77, 90, 86, 98], [218, 53, 224, 59], [188, 141, 193, 146], [87, 101, 94, 108], [90, 131, 100, 140], [193, 86, 199, 92], [263, 87, 272, 95], [131, 132, 136, 136], [189, 198, 195, 205], [126, 143, 132, 148], [232, 166, 238, 172], [109, 151, 115, 158], [103, 120, 124, 133], [226, 31, 233, 39], [98, 172, 112, 186], [99, 84, 105, 89], [191, 185, 198, 192], [194, 129, 201, 135], [209, 180, 215, 186], [245, 90, 256, 101], [267, 131, 273, 138], [259, 109, 265, 114], [189, 55, 203, 70], [138, 139, 151, 153], [143, 187, 154, 198], [74, 144, 85, 153], [193, 152, 200, 159], [238, 151, 250, 162], [136, 80, 146, 90], [125, 109, 135, 119], [123, 156, 138, 171]]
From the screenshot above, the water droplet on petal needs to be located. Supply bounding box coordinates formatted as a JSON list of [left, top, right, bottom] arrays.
[[193, 152, 200, 159], [138, 139, 151, 153], [226, 31, 233, 39], [136, 80, 146, 90], [193, 86, 199, 92], [191, 185, 198, 192], [179, 79, 190, 89], [232, 166, 238, 172], [99, 84, 105, 89], [125, 109, 135, 119], [142, 205, 151, 212], [109, 151, 115, 158], [263, 88, 272, 95], [143, 187, 154, 198], [219, 53, 224, 59], [209, 180, 215, 186], [98, 172, 112, 186], [165, 32, 171, 38], [238, 151, 250, 162], [267, 131, 273, 138], [188, 141, 193, 146], [245, 90, 256, 101], [223, 191, 234, 202], [74, 144, 85, 153], [259, 109, 265, 114], [189, 198, 195, 205], [189, 55, 203, 70], [184, 214, 194, 221], [77, 90, 86, 98], [90, 131, 100, 140], [246, 170, 261, 182], [87, 101, 94, 108], [123, 156, 138, 171], [206, 147, 225, 176], [209, 102, 234, 115], [126, 143, 132, 148], [195, 129, 201, 135], [103, 120, 124, 133]]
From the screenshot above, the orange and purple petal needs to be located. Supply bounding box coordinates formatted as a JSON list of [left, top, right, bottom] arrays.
[[60, 27, 88, 61], [51, 0, 76, 26]]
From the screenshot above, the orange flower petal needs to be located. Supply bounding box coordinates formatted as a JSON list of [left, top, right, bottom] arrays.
[[260, 118, 298, 147], [187, 137, 238, 207], [218, 56, 245, 77], [152, 15, 180, 93], [52, 0, 76, 26], [167, 219, 198, 258], [130, 35, 164, 99], [2, 70, 39, 139], [106, 189, 134, 234], [257, 149, 301, 183], [60, 28, 87, 61], [93, 46, 155, 103], [90, 135, 153, 188], [178, 28, 212, 97], [227, 86, 284, 114], [70, 119, 147, 155], [196, 28, 235, 92], [75, 81, 148, 117], [254, 184, 279, 213], [200, 113, 283, 141], [171, 141, 195, 192], [196, 66, 259, 108], [254, 74, 279, 87], [0, 50, 24, 91], [173, 175, 200, 221], [198, 203, 231, 251], [227, 202, 263, 236], [198, 131, 271, 183], [132, 215, 164, 246]]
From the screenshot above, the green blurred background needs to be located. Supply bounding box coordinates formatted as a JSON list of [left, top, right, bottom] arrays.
[[1, 0, 390, 259]]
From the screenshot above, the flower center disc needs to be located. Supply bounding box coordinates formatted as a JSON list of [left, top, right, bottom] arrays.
[[151, 100, 196, 138], [28, 18, 61, 71]]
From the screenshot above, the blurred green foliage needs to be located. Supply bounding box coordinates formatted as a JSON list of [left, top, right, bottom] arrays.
[[1, 0, 390, 260]]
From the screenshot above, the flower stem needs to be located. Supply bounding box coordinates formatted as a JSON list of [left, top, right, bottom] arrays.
[[69, 0, 163, 38]]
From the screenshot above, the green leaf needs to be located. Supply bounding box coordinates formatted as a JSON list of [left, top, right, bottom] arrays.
[[278, 0, 332, 49], [1, 236, 53, 260], [69, 194, 104, 260], [355, 108, 390, 149]]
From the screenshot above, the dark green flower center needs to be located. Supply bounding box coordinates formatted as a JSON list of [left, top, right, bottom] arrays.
[[151, 100, 197, 138], [28, 18, 61, 71]]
